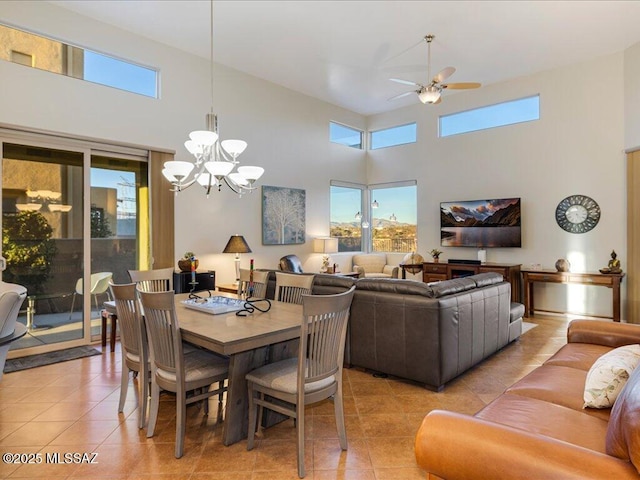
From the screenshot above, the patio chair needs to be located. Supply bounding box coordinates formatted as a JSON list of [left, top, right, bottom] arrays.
[[68, 271, 113, 319]]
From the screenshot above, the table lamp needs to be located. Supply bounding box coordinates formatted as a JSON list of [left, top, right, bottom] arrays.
[[313, 237, 339, 273], [223, 234, 252, 285]]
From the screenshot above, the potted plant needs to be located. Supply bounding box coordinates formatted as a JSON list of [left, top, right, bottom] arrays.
[[178, 251, 198, 272], [429, 248, 443, 263]]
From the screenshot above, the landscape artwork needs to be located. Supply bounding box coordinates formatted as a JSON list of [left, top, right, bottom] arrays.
[[262, 185, 306, 245], [440, 198, 521, 248]]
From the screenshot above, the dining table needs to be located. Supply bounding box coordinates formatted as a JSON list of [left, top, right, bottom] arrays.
[[175, 292, 303, 446]]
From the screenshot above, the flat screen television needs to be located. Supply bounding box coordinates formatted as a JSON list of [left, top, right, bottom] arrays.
[[440, 198, 521, 248]]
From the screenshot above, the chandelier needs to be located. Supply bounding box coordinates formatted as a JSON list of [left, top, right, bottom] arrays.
[[162, 0, 264, 196]]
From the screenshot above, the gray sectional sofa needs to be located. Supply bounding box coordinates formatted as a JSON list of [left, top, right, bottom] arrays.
[[262, 270, 522, 391]]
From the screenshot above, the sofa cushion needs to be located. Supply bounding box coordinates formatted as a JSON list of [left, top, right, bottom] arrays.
[[429, 277, 476, 298], [606, 361, 640, 472], [509, 302, 525, 323], [354, 278, 434, 297], [476, 394, 610, 454], [352, 253, 386, 274], [545, 342, 614, 371], [506, 364, 610, 421], [584, 344, 640, 409], [471, 272, 504, 287]]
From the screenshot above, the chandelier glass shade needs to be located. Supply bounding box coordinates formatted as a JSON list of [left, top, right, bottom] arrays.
[[162, 1, 265, 196]]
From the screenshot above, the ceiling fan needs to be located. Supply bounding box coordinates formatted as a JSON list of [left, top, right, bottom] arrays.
[[388, 34, 481, 104]]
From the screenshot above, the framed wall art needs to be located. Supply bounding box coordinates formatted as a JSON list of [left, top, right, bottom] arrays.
[[262, 185, 306, 245]]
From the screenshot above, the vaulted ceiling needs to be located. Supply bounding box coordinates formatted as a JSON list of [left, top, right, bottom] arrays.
[[49, 1, 640, 115]]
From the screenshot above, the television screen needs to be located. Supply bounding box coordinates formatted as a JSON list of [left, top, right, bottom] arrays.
[[440, 198, 521, 248]]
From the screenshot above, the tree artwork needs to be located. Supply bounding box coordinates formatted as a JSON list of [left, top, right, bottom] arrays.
[[262, 186, 306, 245]]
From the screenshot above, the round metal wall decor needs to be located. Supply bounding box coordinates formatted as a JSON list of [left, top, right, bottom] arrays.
[[555, 195, 600, 234]]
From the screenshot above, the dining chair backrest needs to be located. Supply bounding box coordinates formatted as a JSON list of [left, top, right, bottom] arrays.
[[137, 288, 183, 380], [275, 272, 314, 305], [109, 282, 146, 360], [300, 286, 355, 389], [238, 269, 269, 298], [129, 267, 174, 293]]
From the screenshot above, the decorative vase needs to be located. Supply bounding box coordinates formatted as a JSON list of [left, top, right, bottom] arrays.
[[178, 259, 199, 272], [555, 258, 570, 272], [433, 257, 440, 263]]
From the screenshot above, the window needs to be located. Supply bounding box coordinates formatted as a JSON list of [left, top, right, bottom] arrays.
[[370, 123, 417, 150], [330, 183, 364, 252], [330, 180, 417, 254], [439, 95, 540, 137], [0, 23, 158, 98], [370, 182, 417, 253], [330, 122, 363, 149]]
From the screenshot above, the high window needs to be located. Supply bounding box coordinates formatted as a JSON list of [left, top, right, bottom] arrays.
[[370, 123, 417, 150], [439, 95, 540, 137], [330, 122, 363, 149], [0, 23, 158, 98]]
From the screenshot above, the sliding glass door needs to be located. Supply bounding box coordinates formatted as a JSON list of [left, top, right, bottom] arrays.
[[1, 135, 149, 355]]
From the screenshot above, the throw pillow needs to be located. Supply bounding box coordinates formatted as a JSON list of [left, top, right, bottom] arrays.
[[583, 344, 640, 409]]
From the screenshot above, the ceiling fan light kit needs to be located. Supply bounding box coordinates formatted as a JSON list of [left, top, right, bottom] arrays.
[[388, 34, 481, 105]]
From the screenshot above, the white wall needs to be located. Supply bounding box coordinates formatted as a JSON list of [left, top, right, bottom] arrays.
[[625, 41, 640, 150], [0, 2, 636, 317], [367, 53, 627, 318], [0, 1, 366, 284]]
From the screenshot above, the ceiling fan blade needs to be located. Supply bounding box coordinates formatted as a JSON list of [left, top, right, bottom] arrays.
[[434, 96, 442, 105], [387, 91, 416, 101], [441, 82, 482, 90], [433, 66, 456, 84], [389, 78, 421, 87]]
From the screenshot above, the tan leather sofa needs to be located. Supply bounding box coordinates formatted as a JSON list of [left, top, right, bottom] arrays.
[[352, 253, 398, 278], [415, 320, 640, 479]]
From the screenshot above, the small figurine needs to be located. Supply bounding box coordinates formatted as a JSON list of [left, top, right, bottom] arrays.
[[608, 250, 622, 273]]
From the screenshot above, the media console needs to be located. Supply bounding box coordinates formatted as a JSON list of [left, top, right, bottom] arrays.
[[423, 261, 521, 302]]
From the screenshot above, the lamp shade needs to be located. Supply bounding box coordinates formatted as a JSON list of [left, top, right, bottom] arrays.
[[313, 237, 339, 254], [223, 235, 252, 254]]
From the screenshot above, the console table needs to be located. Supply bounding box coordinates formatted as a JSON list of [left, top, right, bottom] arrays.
[[423, 261, 521, 302], [522, 269, 625, 322]]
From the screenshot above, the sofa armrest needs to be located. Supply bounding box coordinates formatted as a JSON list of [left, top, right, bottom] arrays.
[[567, 320, 640, 347], [415, 410, 638, 480], [353, 265, 365, 276], [383, 265, 398, 278]]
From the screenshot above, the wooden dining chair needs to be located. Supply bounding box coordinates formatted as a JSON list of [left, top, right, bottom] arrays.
[[128, 267, 174, 292], [246, 286, 356, 478], [275, 272, 314, 304], [109, 282, 149, 429], [238, 269, 269, 299], [138, 288, 230, 458]]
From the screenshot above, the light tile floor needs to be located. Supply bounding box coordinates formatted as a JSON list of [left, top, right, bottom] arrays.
[[0, 314, 569, 479]]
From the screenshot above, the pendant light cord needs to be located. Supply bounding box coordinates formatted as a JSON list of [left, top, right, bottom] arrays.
[[210, 0, 214, 114]]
